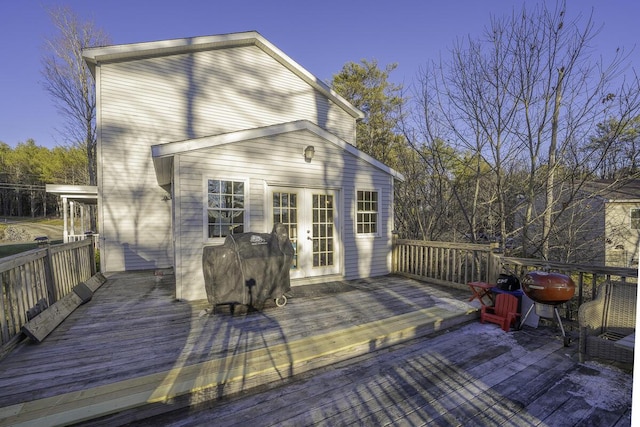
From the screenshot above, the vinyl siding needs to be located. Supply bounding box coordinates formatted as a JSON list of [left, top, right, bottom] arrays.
[[174, 129, 394, 300], [605, 201, 640, 268], [97, 44, 357, 273], [99, 46, 355, 143]]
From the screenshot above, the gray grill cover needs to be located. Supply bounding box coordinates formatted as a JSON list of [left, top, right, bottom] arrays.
[[202, 223, 294, 310]]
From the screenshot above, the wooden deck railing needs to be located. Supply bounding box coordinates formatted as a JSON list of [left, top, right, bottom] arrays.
[[499, 256, 637, 322], [2, 237, 636, 351], [392, 239, 501, 290], [0, 238, 96, 350], [392, 239, 638, 322]]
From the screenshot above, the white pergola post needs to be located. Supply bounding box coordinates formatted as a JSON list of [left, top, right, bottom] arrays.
[[80, 205, 85, 235], [62, 196, 68, 243], [70, 201, 76, 237]]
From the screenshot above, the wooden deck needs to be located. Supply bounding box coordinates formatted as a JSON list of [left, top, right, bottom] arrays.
[[0, 271, 633, 426]]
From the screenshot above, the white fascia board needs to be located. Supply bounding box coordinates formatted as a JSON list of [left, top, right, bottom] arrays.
[[83, 31, 363, 120], [151, 120, 404, 182], [606, 199, 640, 203], [45, 184, 98, 203], [45, 184, 98, 195], [83, 32, 258, 66]]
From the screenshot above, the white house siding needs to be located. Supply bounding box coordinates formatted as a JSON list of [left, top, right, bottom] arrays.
[[605, 201, 640, 268], [173, 129, 394, 300], [97, 45, 356, 273]]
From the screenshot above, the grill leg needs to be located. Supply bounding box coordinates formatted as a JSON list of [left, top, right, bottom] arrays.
[[554, 307, 571, 346], [518, 304, 535, 330]]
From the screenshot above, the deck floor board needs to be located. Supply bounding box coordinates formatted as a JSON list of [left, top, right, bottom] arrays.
[[0, 271, 632, 426]]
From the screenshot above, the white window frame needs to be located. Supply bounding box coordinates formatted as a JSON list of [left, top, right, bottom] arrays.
[[355, 188, 381, 237], [203, 177, 250, 243], [631, 207, 640, 230]]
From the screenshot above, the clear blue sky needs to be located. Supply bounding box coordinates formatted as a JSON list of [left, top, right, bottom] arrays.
[[1, 0, 638, 149]]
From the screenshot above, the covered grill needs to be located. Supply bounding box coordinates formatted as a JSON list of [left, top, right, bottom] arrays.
[[202, 223, 294, 313], [520, 271, 576, 346]]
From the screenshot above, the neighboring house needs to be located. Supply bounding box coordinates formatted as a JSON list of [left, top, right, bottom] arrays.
[[514, 179, 640, 268], [586, 180, 640, 268], [82, 31, 404, 301]]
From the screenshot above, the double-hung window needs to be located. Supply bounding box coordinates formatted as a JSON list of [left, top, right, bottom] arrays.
[[356, 190, 379, 235], [206, 179, 246, 239], [631, 208, 640, 230]]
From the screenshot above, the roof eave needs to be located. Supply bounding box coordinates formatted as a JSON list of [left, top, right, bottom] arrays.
[[151, 120, 403, 182]]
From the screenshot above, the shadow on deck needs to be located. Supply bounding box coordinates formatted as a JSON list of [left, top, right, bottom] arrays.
[[0, 271, 632, 426]]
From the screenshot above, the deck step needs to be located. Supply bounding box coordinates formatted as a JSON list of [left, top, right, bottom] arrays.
[[0, 305, 477, 427]]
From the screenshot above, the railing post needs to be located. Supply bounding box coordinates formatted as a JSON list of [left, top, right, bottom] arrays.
[[43, 244, 57, 304], [391, 233, 397, 273], [89, 235, 97, 276], [487, 243, 500, 284]]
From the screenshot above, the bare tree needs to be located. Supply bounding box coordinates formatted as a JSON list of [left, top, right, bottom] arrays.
[[507, 3, 640, 259], [405, 17, 523, 250], [408, 2, 640, 261], [41, 6, 110, 188]]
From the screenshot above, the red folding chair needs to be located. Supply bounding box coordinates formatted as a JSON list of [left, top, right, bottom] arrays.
[[480, 293, 520, 332]]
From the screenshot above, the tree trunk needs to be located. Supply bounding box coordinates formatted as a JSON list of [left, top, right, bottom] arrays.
[[542, 67, 564, 259]]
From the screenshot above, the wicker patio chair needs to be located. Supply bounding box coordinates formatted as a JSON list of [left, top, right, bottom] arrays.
[[578, 281, 637, 364]]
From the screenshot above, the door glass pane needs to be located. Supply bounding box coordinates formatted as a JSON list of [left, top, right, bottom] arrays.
[[273, 191, 298, 269], [312, 194, 334, 267]]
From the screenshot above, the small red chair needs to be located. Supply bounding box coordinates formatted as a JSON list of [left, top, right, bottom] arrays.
[[480, 293, 520, 332]]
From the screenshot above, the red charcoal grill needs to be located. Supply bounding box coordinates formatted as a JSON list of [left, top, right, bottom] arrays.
[[520, 271, 576, 346]]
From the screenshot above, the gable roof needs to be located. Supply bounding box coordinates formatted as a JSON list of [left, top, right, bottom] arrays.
[[150, 120, 405, 186], [83, 31, 364, 120], [581, 179, 640, 203]]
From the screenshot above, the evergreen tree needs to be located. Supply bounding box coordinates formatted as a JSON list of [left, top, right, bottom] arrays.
[[331, 60, 405, 168]]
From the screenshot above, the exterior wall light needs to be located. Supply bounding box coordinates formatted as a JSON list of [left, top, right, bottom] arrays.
[[304, 145, 315, 163]]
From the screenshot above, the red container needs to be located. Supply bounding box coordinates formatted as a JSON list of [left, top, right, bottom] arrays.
[[521, 271, 575, 304]]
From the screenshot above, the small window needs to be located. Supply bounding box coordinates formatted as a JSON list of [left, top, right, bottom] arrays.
[[356, 190, 379, 235], [207, 179, 245, 239], [631, 208, 640, 230]]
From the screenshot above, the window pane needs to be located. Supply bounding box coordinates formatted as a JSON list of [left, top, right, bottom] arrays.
[[207, 179, 246, 238], [632, 209, 640, 230], [232, 211, 244, 223], [208, 194, 220, 209], [356, 190, 379, 235], [233, 197, 244, 209]]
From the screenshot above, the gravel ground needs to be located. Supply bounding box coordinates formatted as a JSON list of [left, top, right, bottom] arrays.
[[0, 219, 64, 243]]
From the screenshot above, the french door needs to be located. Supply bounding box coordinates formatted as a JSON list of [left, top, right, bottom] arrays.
[[271, 187, 339, 279]]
